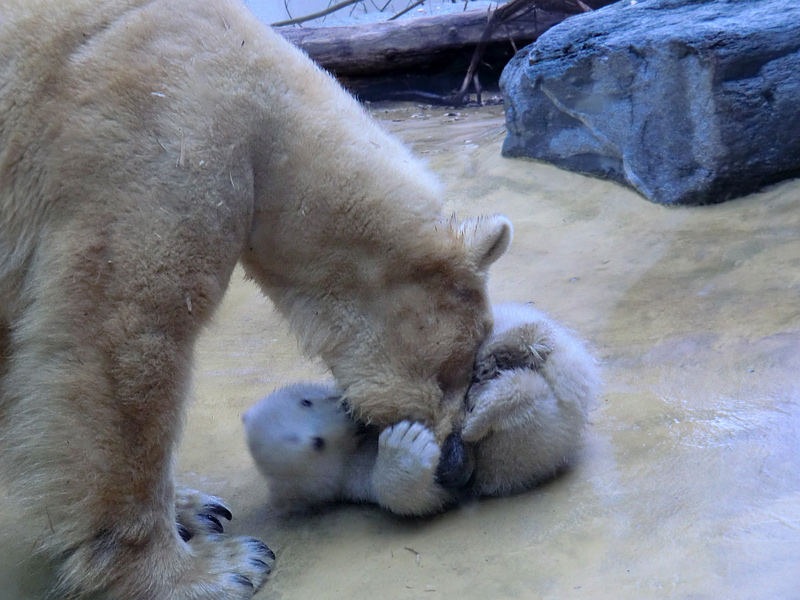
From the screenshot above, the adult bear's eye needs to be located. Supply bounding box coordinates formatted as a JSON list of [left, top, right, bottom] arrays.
[[301, 398, 313, 407], [312, 437, 325, 451]]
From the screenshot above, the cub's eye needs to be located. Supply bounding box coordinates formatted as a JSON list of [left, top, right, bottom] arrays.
[[312, 437, 325, 451], [301, 399, 313, 407]]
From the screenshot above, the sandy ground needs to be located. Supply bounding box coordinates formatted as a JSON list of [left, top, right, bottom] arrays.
[[2, 103, 799, 598]]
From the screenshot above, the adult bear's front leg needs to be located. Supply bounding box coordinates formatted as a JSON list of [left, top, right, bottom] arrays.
[[0, 223, 271, 599]]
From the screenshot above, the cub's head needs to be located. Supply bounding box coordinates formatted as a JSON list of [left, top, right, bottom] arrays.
[[328, 215, 512, 440], [242, 382, 359, 505]]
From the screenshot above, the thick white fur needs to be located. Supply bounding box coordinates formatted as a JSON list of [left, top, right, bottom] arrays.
[[243, 384, 451, 516], [243, 303, 601, 516], [241, 382, 373, 512], [464, 303, 601, 496], [0, 0, 510, 597]]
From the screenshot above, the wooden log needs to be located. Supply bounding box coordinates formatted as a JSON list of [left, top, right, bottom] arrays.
[[275, 7, 571, 77]]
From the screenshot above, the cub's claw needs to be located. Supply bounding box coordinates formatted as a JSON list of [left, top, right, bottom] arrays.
[[472, 354, 499, 385]]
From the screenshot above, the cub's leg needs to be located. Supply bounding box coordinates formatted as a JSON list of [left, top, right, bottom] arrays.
[[372, 421, 453, 516], [465, 308, 599, 444], [462, 369, 553, 442], [466, 316, 554, 443], [472, 320, 553, 385], [535, 321, 600, 426], [0, 225, 271, 599]]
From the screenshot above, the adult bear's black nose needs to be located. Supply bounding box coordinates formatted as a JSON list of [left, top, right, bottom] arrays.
[[435, 432, 475, 489]]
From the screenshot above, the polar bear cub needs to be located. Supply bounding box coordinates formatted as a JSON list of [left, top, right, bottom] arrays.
[[243, 303, 600, 515], [462, 303, 601, 496], [241, 382, 370, 512]]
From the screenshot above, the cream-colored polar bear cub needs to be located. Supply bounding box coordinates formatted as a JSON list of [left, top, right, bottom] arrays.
[[243, 303, 600, 515]]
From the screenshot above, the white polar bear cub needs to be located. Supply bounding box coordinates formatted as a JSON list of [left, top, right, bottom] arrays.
[[243, 303, 601, 516]]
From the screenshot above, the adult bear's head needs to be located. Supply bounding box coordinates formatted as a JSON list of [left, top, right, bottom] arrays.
[[315, 215, 512, 443]]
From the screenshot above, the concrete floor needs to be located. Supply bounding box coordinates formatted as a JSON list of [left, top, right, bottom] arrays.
[[3, 103, 799, 598]]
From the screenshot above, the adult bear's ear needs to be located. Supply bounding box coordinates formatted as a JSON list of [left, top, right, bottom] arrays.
[[459, 215, 513, 271]]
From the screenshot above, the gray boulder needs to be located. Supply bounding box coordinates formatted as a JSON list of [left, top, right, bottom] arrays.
[[500, 0, 800, 205]]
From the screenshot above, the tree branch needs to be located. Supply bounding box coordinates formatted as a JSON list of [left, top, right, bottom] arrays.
[[272, 0, 366, 27]]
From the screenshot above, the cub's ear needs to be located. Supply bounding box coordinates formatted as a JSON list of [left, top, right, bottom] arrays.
[[459, 215, 513, 271]]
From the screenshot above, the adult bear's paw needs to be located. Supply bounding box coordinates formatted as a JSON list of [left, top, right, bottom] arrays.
[[175, 489, 234, 541], [182, 534, 275, 598], [172, 488, 275, 598]]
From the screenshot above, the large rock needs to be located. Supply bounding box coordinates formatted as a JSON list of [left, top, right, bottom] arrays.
[[500, 0, 800, 205]]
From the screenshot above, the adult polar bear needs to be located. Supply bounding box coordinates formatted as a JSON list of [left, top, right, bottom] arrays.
[[0, 0, 511, 598]]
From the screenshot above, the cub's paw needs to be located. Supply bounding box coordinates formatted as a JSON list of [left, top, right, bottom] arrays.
[[462, 392, 495, 441], [378, 421, 440, 473], [472, 353, 499, 386], [517, 323, 554, 369], [175, 489, 234, 541], [373, 421, 452, 515], [479, 321, 554, 376]]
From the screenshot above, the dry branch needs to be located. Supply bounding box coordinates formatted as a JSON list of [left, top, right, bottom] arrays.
[[271, 0, 365, 27], [275, 0, 612, 104], [452, 0, 592, 105], [276, 7, 568, 77]]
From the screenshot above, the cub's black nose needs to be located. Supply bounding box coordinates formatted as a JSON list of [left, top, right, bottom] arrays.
[[435, 432, 475, 489]]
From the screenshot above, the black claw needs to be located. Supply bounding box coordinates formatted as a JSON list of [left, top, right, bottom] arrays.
[[176, 523, 192, 542], [198, 513, 224, 534], [231, 574, 254, 590], [247, 539, 275, 560], [250, 558, 272, 574], [204, 502, 233, 521]]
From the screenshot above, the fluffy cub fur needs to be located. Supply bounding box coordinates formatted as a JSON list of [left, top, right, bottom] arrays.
[[241, 382, 371, 511], [0, 0, 510, 597], [243, 303, 601, 516]]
